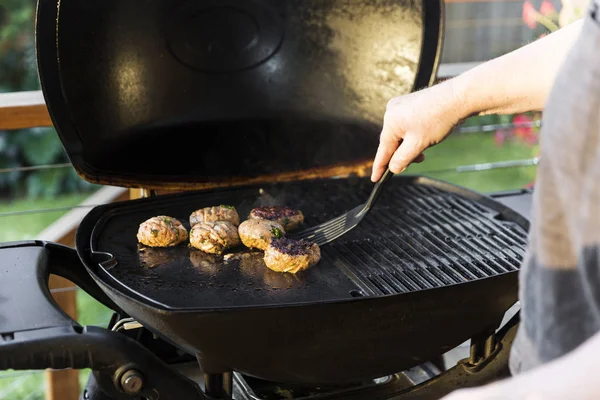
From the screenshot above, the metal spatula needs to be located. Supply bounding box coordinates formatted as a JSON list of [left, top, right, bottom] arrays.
[[290, 168, 393, 246]]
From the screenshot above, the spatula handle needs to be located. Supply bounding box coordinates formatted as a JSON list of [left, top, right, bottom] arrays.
[[363, 167, 393, 212]]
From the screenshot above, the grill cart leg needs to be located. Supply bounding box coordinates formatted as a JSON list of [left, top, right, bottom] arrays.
[[197, 355, 234, 399], [204, 372, 234, 399], [386, 313, 518, 400], [81, 373, 119, 400]]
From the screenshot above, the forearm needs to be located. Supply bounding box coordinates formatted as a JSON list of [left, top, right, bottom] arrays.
[[451, 19, 583, 117]]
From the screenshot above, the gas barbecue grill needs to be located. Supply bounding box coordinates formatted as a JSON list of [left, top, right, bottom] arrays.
[[0, 0, 532, 399]]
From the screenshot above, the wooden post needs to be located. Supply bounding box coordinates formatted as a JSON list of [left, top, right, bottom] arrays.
[[44, 231, 79, 400], [44, 277, 80, 400], [0, 91, 53, 129], [130, 188, 144, 200]]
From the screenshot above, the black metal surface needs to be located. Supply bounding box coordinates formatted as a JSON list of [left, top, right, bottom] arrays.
[[0, 241, 210, 400], [0, 324, 211, 400], [490, 188, 533, 222], [386, 312, 518, 400], [0, 242, 75, 334], [81, 374, 120, 400], [87, 176, 528, 310], [292, 167, 395, 246], [71, 175, 526, 383], [36, 0, 443, 188]]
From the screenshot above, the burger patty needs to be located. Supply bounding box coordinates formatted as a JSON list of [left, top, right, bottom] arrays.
[[190, 205, 240, 227], [189, 221, 240, 254], [137, 216, 188, 247], [264, 237, 321, 273], [238, 219, 285, 251], [248, 206, 304, 231]]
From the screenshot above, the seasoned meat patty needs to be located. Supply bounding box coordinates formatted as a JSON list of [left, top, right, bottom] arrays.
[[248, 206, 304, 231], [190, 205, 240, 227], [238, 219, 285, 251], [137, 216, 188, 247], [189, 221, 240, 254], [264, 237, 321, 273]]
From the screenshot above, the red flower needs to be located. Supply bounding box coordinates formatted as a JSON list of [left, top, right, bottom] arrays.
[[522, 0, 538, 29], [540, 0, 556, 16], [513, 114, 534, 140]]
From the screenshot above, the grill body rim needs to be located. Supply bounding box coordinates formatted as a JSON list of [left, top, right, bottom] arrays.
[[72, 175, 526, 384]]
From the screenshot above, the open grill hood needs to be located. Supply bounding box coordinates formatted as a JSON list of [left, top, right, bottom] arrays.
[[36, 0, 443, 190]]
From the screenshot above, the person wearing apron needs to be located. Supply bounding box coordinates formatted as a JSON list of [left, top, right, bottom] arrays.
[[372, 0, 600, 398]]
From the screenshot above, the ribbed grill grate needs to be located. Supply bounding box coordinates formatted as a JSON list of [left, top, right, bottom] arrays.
[[307, 184, 528, 295]]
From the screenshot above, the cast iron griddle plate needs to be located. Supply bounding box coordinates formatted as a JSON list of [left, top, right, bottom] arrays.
[[89, 176, 529, 309]]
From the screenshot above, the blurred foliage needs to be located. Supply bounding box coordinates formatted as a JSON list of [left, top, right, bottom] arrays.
[[0, 0, 37, 92], [0, 0, 98, 199]]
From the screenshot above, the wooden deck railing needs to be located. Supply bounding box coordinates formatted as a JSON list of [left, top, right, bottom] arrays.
[[0, 91, 53, 129]]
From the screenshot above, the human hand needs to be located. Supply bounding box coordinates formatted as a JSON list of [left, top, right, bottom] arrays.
[[371, 79, 467, 182]]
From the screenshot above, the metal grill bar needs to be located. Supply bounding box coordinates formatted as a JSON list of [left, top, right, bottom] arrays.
[[327, 182, 528, 295]]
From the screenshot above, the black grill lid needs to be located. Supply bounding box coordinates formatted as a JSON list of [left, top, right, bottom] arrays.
[[36, 0, 443, 189]]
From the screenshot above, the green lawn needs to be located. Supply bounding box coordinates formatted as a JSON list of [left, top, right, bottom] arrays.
[[407, 132, 537, 192], [0, 130, 537, 399]]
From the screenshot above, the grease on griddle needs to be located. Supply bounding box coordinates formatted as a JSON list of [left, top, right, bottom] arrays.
[[263, 268, 302, 290], [235, 251, 267, 275], [224, 251, 263, 263], [189, 250, 220, 276], [138, 244, 181, 268], [233, 250, 304, 289]]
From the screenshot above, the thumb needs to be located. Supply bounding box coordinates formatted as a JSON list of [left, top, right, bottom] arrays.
[[388, 133, 425, 174], [371, 121, 402, 182]]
